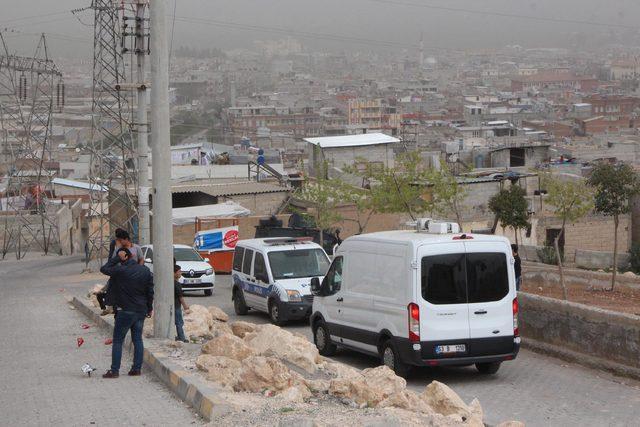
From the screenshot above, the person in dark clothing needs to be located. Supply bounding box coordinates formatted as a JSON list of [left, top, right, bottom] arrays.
[[174, 265, 190, 342], [512, 244, 522, 291], [100, 248, 154, 378], [97, 228, 128, 312]]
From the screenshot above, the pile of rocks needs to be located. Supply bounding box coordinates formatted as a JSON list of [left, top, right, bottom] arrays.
[[191, 306, 521, 426]]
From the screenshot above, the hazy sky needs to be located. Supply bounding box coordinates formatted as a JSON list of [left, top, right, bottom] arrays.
[[1, 0, 639, 57]]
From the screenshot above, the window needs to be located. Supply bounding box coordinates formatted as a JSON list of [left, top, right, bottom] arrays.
[[268, 249, 330, 280], [232, 247, 244, 271], [144, 248, 153, 262], [242, 249, 254, 275], [322, 256, 343, 295], [254, 252, 269, 283], [466, 253, 509, 303], [173, 247, 203, 262], [422, 253, 510, 304], [509, 148, 526, 167], [422, 254, 467, 305]]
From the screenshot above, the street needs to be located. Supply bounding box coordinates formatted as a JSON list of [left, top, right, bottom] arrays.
[[185, 274, 640, 427], [1, 255, 639, 426]]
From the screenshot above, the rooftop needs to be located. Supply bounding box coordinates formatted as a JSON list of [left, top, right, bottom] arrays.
[[304, 133, 400, 148], [171, 181, 289, 197]]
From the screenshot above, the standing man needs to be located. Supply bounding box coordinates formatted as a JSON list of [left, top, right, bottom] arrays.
[[512, 244, 522, 291], [100, 248, 154, 378], [112, 229, 145, 265], [174, 265, 190, 342]]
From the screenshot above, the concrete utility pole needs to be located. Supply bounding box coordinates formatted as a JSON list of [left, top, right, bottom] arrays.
[[135, 1, 150, 245], [150, 0, 174, 339]]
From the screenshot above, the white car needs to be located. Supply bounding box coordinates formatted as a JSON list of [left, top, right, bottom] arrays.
[[141, 244, 215, 296], [310, 220, 520, 378], [231, 238, 330, 325]]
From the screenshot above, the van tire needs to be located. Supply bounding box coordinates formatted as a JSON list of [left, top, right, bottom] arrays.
[[313, 322, 337, 356], [233, 288, 249, 315], [380, 340, 411, 378], [268, 299, 285, 326], [475, 362, 501, 374]]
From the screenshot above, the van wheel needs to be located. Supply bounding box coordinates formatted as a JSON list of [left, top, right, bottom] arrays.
[[268, 299, 285, 326], [381, 340, 411, 378], [314, 322, 337, 356], [475, 362, 501, 375], [233, 289, 249, 315], [204, 289, 212, 296]]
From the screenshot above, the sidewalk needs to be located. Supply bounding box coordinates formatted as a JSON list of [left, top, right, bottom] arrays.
[[0, 255, 202, 426]]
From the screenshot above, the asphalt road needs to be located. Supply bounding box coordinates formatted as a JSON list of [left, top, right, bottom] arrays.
[[185, 274, 640, 427]]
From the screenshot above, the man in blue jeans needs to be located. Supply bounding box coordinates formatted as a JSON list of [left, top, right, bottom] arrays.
[[173, 264, 190, 342], [100, 248, 154, 378]]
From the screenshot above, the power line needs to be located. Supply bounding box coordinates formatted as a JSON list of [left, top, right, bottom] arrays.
[[174, 15, 418, 49], [0, 11, 69, 25], [363, 0, 638, 30]]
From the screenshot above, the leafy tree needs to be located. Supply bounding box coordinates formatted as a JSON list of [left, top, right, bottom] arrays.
[[543, 174, 594, 299], [331, 180, 374, 234], [294, 162, 343, 247], [587, 163, 639, 290], [351, 152, 431, 221], [489, 185, 530, 245], [426, 163, 468, 231]]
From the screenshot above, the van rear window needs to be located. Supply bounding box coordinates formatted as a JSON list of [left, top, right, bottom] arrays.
[[421, 254, 467, 305], [466, 253, 509, 303], [421, 252, 509, 304], [232, 247, 244, 271]]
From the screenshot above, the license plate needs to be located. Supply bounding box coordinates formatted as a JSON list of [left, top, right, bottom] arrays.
[[435, 344, 466, 355], [184, 278, 201, 285]]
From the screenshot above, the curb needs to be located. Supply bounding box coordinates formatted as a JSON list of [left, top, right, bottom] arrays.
[[521, 337, 640, 382], [71, 296, 230, 421]]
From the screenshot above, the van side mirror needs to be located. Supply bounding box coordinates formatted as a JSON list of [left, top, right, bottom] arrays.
[[310, 277, 322, 295]]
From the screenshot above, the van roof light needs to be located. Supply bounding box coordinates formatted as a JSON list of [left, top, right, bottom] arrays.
[[413, 218, 460, 234], [263, 237, 313, 246]]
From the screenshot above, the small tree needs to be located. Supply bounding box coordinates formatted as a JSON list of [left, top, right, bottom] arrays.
[[588, 163, 639, 290], [365, 151, 431, 220], [489, 185, 530, 245], [332, 180, 374, 234], [426, 164, 468, 231], [543, 174, 594, 299], [295, 162, 343, 247]]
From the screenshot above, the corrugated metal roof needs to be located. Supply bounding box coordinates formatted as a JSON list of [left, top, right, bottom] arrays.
[[304, 133, 400, 148], [171, 181, 290, 197]]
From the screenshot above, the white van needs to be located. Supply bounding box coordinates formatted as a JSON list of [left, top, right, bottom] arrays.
[[231, 238, 331, 325], [310, 221, 520, 377]]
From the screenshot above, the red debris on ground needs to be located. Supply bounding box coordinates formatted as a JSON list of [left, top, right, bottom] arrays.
[[77, 337, 84, 347], [104, 338, 113, 345]]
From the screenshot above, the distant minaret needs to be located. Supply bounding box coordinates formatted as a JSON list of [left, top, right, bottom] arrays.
[[230, 78, 237, 107], [419, 32, 425, 69]]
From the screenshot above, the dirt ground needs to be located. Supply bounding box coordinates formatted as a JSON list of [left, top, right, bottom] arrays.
[[522, 278, 640, 316]]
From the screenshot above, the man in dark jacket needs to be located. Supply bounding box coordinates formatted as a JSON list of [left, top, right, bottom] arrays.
[[512, 244, 522, 291], [100, 248, 154, 378]]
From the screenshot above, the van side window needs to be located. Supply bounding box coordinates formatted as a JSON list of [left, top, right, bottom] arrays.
[[323, 256, 343, 295], [466, 253, 509, 303], [254, 252, 268, 283], [421, 254, 467, 304], [242, 249, 254, 275], [232, 247, 244, 271]]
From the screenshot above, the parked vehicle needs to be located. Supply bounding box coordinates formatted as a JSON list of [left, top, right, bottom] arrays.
[[254, 215, 341, 255], [141, 244, 215, 296], [231, 238, 331, 325], [309, 220, 520, 377]]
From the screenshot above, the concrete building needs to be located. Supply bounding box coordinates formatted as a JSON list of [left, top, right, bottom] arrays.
[[511, 72, 599, 92], [304, 133, 399, 176], [347, 99, 402, 135]]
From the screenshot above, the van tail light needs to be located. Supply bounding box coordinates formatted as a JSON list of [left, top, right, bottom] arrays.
[[408, 303, 420, 343], [512, 297, 519, 337]]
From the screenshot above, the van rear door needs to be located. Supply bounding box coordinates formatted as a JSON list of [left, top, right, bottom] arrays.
[[418, 242, 469, 342], [464, 242, 514, 339]]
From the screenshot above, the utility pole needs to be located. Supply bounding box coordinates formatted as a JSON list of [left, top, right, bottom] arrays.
[[150, 0, 174, 339], [135, 1, 150, 245]]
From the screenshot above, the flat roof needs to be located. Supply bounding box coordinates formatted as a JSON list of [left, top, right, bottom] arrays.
[[304, 133, 400, 148], [171, 181, 289, 197], [52, 177, 107, 192]]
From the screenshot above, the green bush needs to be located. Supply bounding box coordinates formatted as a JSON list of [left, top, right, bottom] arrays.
[[629, 243, 640, 274], [537, 245, 562, 266]]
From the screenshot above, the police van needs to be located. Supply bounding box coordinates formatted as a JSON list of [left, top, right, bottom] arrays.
[[231, 238, 331, 325], [310, 220, 520, 377]]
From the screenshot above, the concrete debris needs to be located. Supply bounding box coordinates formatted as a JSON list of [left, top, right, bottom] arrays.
[[195, 354, 242, 389], [421, 381, 472, 419]]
